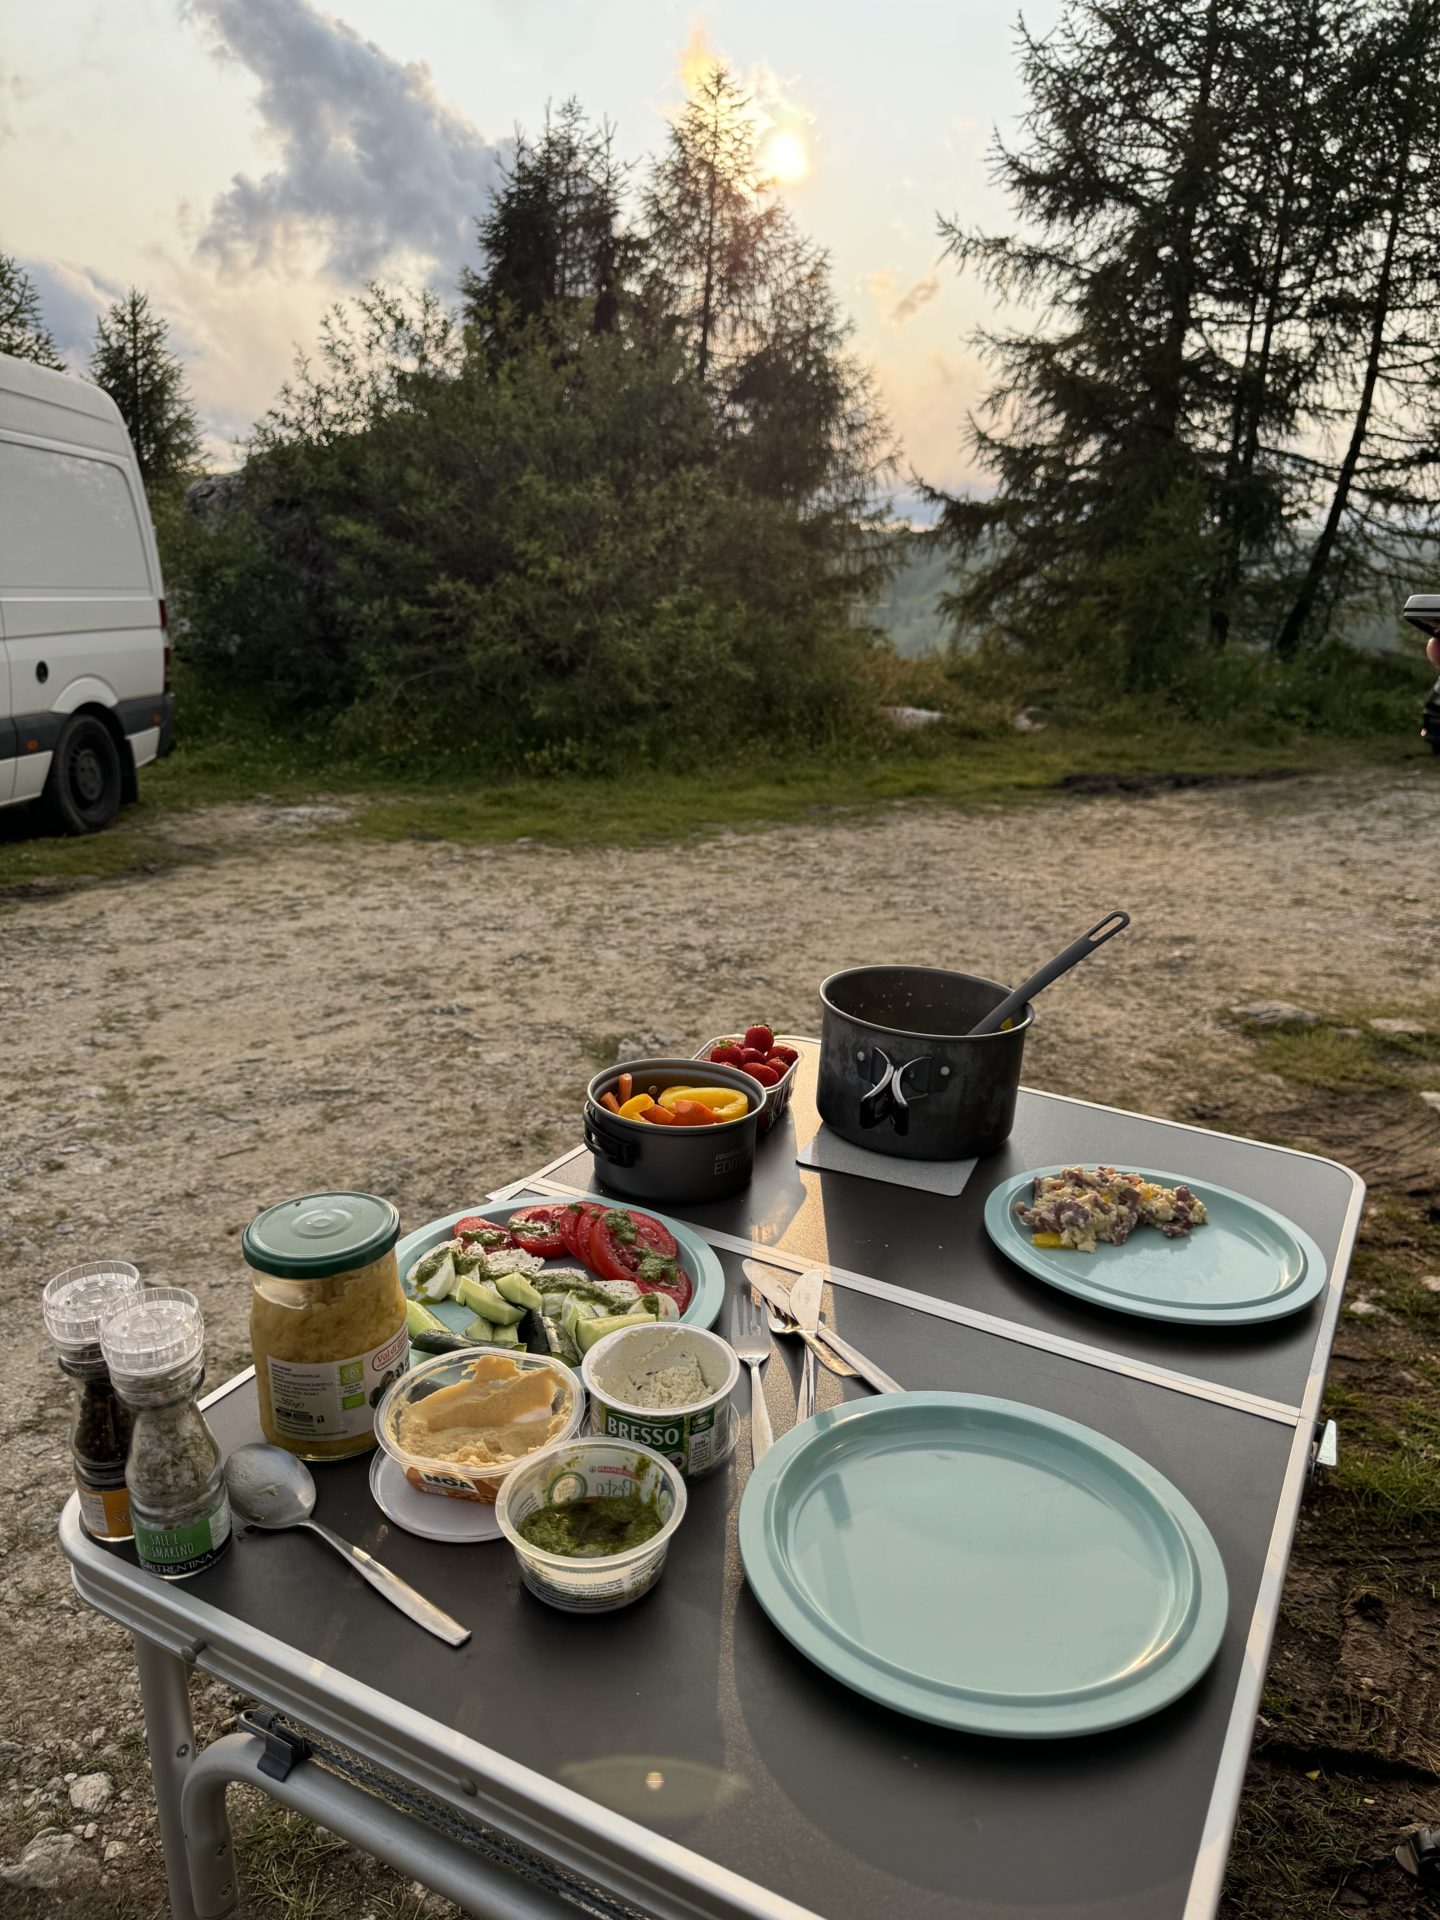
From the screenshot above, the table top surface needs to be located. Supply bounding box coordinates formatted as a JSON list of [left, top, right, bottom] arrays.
[[61, 1048, 1363, 1920]]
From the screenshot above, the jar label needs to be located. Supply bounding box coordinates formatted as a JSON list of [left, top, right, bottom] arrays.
[[133, 1491, 232, 1577], [77, 1481, 132, 1541], [264, 1322, 409, 1442]]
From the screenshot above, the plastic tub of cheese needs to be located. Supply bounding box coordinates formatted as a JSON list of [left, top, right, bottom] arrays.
[[581, 1323, 739, 1479], [374, 1349, 584, 1505], [496, 1438, 687, 1612]]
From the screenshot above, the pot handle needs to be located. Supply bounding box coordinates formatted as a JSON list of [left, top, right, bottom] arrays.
[[858, 1048, 894, 1130], [890, 1056, 934, 1132], [585, 1107, 638, 1168]]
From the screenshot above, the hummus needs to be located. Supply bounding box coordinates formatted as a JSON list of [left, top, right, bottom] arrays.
[[393, 1353, 570, 1468]]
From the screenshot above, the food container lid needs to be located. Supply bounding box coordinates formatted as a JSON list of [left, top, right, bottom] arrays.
[[100, 1286, 205, 1380], [41, 1261, 142, 1353], [242, 1192, 400, 1280]]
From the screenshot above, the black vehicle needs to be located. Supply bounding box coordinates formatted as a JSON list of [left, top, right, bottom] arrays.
[[1401, 596, 1440, 753]]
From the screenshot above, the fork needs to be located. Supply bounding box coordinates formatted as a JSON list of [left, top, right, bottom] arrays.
[[729, 1288, 775, 1465]]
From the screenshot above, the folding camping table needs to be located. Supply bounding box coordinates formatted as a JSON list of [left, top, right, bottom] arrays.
[[59, 1043, 1363, 1920]]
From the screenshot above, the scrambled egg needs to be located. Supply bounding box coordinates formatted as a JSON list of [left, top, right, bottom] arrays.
[[1014, 1165, 1208, 1253]]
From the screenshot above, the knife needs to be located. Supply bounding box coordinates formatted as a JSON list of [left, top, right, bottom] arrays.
[[743, 1262, 905, 1397], [790, 1269, 822, 1423]]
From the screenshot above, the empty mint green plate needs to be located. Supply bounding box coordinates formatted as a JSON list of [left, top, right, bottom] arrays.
[[984, 1166, 1328, 1325], [738, 1393, 1227, 1737]]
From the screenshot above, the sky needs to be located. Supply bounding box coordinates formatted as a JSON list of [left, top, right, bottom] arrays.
[[0, 0, 1062, 495]]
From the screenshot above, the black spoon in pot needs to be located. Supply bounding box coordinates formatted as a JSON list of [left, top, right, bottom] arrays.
[[969, 910, 1131, 1036]]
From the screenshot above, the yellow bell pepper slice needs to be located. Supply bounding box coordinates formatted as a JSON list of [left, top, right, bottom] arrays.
[[618, 1093, 655, 1120], [659, 1084, 749, 1123], [1030, 1231, 1063, 1248]]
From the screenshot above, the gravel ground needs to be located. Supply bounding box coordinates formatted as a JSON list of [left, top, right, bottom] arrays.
[[2, 764, 1438, 1918]]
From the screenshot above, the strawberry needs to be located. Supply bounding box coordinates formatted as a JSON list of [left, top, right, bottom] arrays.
[[739, 1048, 767, 1066], [743, 1024, 775, 1054], [709, 1043, 745, 1066], [770, 1043, 799, 1066], [764, 1054, 793, 1077], [745, 1061, 781, 1087]]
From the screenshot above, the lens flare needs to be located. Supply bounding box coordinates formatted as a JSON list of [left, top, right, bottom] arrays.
[[761, 128, 809, 185]]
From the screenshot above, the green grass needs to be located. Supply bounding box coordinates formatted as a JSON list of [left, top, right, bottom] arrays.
[[1, 704, 1416, 897], [1235, 1011, 1440, 1094]]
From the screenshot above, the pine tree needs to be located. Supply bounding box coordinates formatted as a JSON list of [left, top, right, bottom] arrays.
[[90, 289, 202, 489], [1273, 0, 1440, 657], [642, 66, 785, 388], [0, 253, 64, 368], [933, 0, 1359, 673]]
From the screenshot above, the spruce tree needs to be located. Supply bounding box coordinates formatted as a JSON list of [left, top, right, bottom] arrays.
[[0, 254, 64, 368], [460, 100, 643, 351], [90, 289, 202, 490]]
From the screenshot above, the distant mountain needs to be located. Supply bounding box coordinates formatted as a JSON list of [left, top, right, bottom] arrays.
[[867, 529, 953, 656]]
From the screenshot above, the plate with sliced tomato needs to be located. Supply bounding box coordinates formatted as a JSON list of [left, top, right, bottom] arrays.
[[394, 1193, 725, 1355]]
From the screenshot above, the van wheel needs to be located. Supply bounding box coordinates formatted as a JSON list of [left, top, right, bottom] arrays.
[[41, 715, 123, 835]]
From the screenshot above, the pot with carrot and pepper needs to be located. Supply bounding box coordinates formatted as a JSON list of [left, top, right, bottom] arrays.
[[584, 1057, 764, 1204]]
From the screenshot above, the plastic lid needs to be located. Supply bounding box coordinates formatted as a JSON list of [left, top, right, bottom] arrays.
[[242, 1192, 400, 1280], [100, 1286, 205, 1380], [42, 1262, 143, 1352]]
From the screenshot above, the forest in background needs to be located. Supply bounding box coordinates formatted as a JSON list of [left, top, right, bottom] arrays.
[[4, 4, 1440, 770]]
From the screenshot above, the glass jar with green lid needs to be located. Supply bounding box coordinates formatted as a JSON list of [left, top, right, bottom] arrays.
[[243, 1191, 409, 1461]]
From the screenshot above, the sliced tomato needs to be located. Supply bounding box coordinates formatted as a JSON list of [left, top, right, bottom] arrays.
[[507, 1204, 567, 1256], [587, 1212, 637, 1284], [633, 1257, 693, 1313], [570, 1201, 608, 1268], [626, 1210, 678, 1259], [452, 1215, 515, 1249]]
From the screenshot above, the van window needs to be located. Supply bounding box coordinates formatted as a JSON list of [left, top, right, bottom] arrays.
[[0, 440, 149, 591]]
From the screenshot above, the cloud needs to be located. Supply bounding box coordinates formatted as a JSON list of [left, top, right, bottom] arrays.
[[890, 273, 940, 325], [866, 268, 897, 301], [673, 19, 815, 163], [21, 257, 126, 367], [181, 0, 507, 283]]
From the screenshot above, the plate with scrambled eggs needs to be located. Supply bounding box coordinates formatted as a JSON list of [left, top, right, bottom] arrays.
[[983, 1164, 1328, 1325]]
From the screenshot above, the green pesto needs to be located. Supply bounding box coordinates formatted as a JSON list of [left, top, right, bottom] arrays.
[[517, 1494, 663, 1558]]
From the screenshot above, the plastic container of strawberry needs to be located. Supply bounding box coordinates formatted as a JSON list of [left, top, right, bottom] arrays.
[[692, 1033, 801, 1138]]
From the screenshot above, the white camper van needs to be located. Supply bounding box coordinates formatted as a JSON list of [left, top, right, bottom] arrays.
[[0, 352, 173, 834]]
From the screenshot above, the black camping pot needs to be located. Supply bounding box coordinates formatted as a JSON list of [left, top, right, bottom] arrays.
[[584, 1057, 763, 1204], [818, 966, 1034, 1161]]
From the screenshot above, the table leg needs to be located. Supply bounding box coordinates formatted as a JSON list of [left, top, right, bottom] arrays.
[[132, 1631, 225, 1920]]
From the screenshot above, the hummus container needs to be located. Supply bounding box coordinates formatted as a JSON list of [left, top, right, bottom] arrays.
[[582, 1324, 739, 1480], [374, 1348, 584, 1506], [496, 1438, 687, 1613]]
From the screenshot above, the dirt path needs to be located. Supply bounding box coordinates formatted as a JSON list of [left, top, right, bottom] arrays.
[[3, 765, 1438, 1917]]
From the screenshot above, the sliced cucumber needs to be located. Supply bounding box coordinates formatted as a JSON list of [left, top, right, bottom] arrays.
[[575, 1310, 658, 1355], [462, 1315, 497, 1343], [454, 1276, 525, 1324], [487, 1322, 521, 1348], [494, 1272, 543, 1312]]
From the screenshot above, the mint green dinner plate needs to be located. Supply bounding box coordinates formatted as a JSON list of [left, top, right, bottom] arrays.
[[739, 1393, 1227, 1737], [984, 1166, 1329, 1326], [394, 1196, 725, 1342]]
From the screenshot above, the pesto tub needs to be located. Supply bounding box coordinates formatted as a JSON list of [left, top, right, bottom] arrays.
[[581, 1324, 739, 1480], [496, 1438, 687, 1613]]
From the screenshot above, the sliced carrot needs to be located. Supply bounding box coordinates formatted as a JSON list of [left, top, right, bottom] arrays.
[[616, 1071, 633, 1104], [600, 1091, 621, 1113], [642, 1104, 678, 1124]]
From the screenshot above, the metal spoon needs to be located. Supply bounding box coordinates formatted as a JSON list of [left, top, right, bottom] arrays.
[[969, 910, 1131, 1036], [223, 1442, 470, 1646]]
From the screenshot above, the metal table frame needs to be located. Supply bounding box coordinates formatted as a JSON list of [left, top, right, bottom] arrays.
[[60, 1061, 1364, 1920]]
